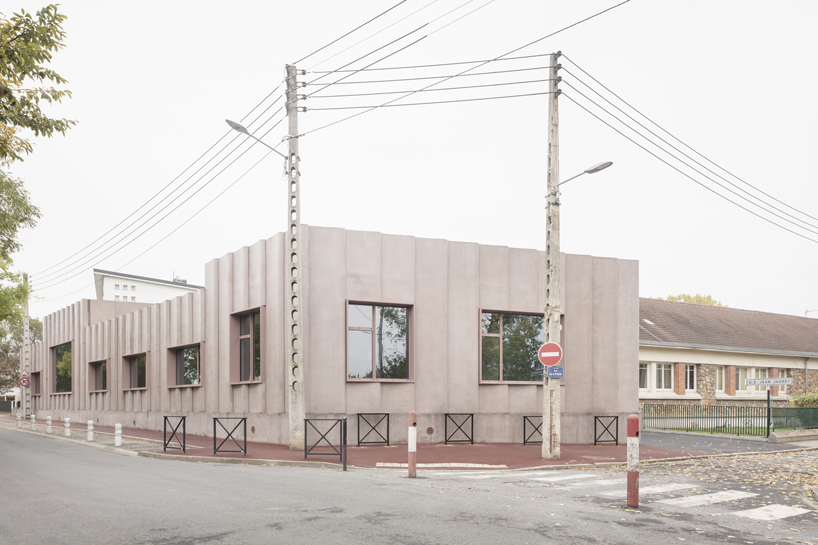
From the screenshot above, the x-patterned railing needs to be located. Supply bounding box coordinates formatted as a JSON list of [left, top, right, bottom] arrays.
[[213, 417, 247, 457], [163, 416, 186, 453], [594, 416, 619, 446], [358, 413, 389, 446], [305, 417, 347, 471], [523, 415, 543, 445], [445, 413, 474, 444]]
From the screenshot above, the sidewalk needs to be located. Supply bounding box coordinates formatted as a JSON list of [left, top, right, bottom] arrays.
[[2, 414, 815, 470]]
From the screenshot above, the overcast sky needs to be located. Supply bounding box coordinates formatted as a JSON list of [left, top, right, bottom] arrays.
[[8, 0, 818, 320]]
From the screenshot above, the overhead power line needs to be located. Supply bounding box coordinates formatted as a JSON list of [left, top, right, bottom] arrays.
[[294, 0, 409, 65], [307, 77, 554, 99], [305, 65, 553, 86], [308, 90, 554, 110], [562, 93, 818, 246], [33, 86, 284, 280], [34, 114, 287, 291], [301, 0, 632, 137], [561, 53, 818, 227]]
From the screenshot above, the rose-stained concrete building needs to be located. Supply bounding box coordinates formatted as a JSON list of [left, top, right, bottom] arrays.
[[25, 226, 639, 445]]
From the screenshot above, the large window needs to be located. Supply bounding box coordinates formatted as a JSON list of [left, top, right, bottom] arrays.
[[175, 345, 200, 386], [685, 365, 696, 391], [779, 368, 791, 394], [125, 354, 147, 390], [348, 303, 409, 380], [639, 363, 648, 389], [480, 312, 544, 382], [754, 368, 768, 392], [655, 363, 672, 390], [53, 342, 72, 393], [31, 372, 41, 395], [240, 312, 261, 382], [716, 366, 724, 392], [89, 360, 107, 392], [736, 367, 748, 392]]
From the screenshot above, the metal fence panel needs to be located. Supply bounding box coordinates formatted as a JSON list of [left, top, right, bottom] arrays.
[[642, 404, 818, 437]]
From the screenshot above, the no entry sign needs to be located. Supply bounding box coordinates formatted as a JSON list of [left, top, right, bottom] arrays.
[[538, 342, 563, 367]]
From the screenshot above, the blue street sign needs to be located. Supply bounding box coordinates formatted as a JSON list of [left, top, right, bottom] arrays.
[[546, 366, 564, 379]]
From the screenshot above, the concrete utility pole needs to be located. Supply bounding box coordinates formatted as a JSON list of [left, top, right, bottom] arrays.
[[286, 64, 306, 450], [542, 52, 562, 460], [22, 273, 31, 417]]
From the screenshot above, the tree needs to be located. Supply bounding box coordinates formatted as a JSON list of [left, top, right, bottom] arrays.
[[0, 315, 41, 393], [0, 4, 75, 329], [1, 4, 76, 165], [658, 294, 726, 307]]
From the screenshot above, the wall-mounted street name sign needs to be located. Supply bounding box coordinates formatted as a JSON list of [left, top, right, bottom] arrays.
[[546, 366, 564, 379], [745, 378, 793, 386]]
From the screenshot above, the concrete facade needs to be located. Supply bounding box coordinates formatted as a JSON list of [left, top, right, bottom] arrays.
[[26, 226, 639, 445]]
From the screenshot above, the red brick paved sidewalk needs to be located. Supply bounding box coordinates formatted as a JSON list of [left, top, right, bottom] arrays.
[[2, 414, 698, 469]]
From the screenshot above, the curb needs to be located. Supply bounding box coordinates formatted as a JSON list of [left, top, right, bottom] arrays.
[[137, 450, 347, 469], [1, 425, 139, 457]]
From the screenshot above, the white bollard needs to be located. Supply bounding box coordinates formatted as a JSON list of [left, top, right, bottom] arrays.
[[46, 416, 52, 434], [30, 414, 36, 431], [87, 421, 94, 441], [114, 423, 122, 447], [16, 413, 21, 428], [64, 418, 70, 437]]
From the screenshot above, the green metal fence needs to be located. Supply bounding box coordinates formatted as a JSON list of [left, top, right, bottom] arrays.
[[642, 404, 818, 437]]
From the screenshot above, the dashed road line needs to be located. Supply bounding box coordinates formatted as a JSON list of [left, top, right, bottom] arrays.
[[657, 490, 758, 507], [730, 504, 812, 521]]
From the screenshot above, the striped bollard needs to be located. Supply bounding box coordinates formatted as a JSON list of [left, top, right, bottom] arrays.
[[87, 421, 94, 441], [408, 410, 417, 478], [46, 416, 52, 434], [30, 414, 36, 431], [114, 424, 122, 447], [627, 414, 640, 508], [16, 413, 21, 428], [64, 418, 70, 437]]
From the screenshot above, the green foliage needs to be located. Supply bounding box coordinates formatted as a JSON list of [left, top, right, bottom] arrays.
[[0, 258, 31, 321], [658, 294, 726, 307], [792, 392, 818, 408], [0, 170, 39, 261], [54, 342, 70, 392], [501, 314, 544, 381], [375, 306, 408, 379], [1, 4, 76, 165], [0, 314, 41, 392]]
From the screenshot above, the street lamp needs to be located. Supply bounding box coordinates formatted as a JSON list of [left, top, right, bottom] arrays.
[[549, 161, 614, 197], [225, 119, 288, 159]]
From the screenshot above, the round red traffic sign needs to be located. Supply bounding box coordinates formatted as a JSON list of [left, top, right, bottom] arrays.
[[537, 342, 563, 367], [19, 376, 30, 387]]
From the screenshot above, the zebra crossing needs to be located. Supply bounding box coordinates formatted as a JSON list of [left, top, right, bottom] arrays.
[[429, 470, 814, 521]]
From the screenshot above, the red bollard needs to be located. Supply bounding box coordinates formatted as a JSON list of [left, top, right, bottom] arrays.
[[408, 411, 417, 478], [627, 414, 640, 508]]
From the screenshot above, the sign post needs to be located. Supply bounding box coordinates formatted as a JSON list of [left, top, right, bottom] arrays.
[[746, 378, 793, 438]]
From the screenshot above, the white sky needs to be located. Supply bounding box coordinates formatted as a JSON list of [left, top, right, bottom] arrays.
[[7, 0, 818, 320]]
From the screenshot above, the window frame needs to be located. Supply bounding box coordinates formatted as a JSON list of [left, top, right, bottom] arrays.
[[346, 300, 413, 382], [753, 367, 768, 393], [715, 365, 725, 392], [31, 371, 41, 396], [230, 307, 265, 385], [638, 362, 649, 390], [779, 368, 791, 394], [479, 309, 553, 385], [88, 359, 109, 393], [168, 342, 204, 388], [736, 366, 748, 392], [52, 341, 73, 394], [655, 363, 672, 390], [123, 352, 149, 391], [685, 364, 696, 391]]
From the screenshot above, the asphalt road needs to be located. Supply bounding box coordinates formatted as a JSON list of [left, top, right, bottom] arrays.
[[1, 427, 816, 545]]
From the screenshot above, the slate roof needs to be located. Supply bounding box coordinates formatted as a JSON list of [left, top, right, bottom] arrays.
[[639, 298, 818, 356]]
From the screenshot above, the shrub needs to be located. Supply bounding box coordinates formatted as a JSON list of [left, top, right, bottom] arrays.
[[792, 392, 818, 408]]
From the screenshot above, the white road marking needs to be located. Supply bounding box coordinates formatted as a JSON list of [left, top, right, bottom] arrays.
[[531, 473, 600, 483], [561, 478, 627, 488], [600, 483, 696, 497], [730, 504, 811, 521], [657, 490, 758, 507]]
